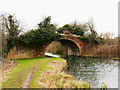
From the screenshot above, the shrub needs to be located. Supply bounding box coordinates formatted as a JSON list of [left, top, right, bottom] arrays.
[[73, 27, 84, 36], [79, 36, 88, 41], [18, 29, 61, 48]]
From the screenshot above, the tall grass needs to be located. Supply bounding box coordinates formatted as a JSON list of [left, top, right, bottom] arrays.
[[38, 72, 90, 88], [84, 38, 118, 58], [84, 44, 118, 57]]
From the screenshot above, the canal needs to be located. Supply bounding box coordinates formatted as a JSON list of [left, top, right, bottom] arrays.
[[63, 55, 118, 88], [45, 53, 119, 88]]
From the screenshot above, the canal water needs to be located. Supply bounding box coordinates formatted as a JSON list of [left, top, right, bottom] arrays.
[[45, 53, 119, 88], [63, 55, 118, 88]]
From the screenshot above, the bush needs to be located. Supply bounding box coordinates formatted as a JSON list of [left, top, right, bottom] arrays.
[[79, 35, 88, 41], [57, 24, 73, 34], [18, 28, 61, 47], [57, 24, 84, 36], [73, 27, 84, 36], [6, 36, 15, 52]]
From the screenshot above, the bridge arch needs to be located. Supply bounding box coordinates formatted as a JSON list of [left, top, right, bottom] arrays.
[[56, 37, 82, 56], [46, 35, 87, 56]]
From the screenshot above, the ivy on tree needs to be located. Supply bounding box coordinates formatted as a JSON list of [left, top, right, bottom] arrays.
[[2, 14, 22, 55]]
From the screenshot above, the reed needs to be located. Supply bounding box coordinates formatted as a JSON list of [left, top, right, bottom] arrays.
[[84, 38, 118, 58]]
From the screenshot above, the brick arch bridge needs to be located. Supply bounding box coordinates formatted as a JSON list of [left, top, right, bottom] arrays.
[[7, 34, 88, 59], [54, 35, 87, 56]]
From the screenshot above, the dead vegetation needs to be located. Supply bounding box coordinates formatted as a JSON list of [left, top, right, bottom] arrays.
[[38, 72, 90, 88], [40, 60, 67, 77], [84, 38, 118, 58], [38, 60, 90, 88], [2, 59, 17, 71], [2, 59, 17, 84]]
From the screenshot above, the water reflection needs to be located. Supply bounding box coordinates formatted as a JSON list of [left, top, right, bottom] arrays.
[[45, 52, 60, 57], [63, 55, 118, 88], [45, 53, 118, 88]]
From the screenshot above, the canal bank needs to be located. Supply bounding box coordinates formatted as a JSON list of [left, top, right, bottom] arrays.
[[38, 57, 90, 88], [62, 55, 119, 88], [45, 53, 119, 88], [2, 56, 90, 88]]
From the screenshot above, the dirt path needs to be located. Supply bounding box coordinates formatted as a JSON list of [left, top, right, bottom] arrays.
[[22, 66, 37, 88], [22, 60, 67, 88]]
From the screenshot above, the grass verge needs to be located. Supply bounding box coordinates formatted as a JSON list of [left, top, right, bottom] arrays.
[[2, 57, 90, 88], [2, 57, 64, 88]]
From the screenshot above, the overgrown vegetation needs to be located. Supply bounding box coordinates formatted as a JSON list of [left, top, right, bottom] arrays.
[[57, 24, 84, 36], [57, 19, 101, 44], [17, 16, 60, 48], [83, 37, 118, 58], [46, 19, 118, 58], [1, 15, 61, 58], [1, 14, 118, 58], [16, 16, 61, 57], [38, 72, 90, 88], [18, 28, 60, 48]]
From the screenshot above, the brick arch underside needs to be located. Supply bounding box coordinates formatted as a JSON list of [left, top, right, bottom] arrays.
[[58, 39, 81, 56]]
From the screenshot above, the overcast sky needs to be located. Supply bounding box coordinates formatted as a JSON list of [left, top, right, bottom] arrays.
[[0, 0, 119, 37]]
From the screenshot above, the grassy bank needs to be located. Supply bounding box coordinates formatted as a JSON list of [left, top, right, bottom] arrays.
[[2, 57, 64, 88], [2, 57, 89, 88]]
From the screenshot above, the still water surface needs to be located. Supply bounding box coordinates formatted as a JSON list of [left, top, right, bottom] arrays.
[[63, 55, 118, 88], [45, 53, 118, 88]]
